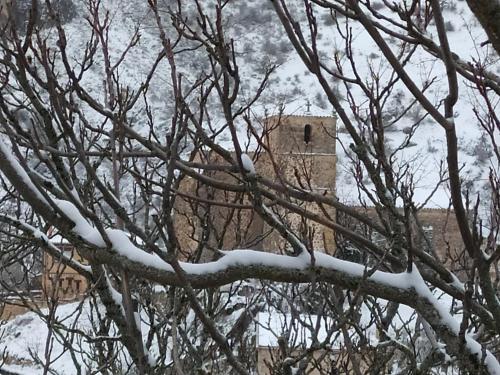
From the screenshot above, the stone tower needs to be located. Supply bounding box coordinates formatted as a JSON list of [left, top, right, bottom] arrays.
[[262, 114, 337, 254], [173, 113, 337, 258]]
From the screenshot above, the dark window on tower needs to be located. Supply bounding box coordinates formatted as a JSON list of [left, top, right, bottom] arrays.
[[304, 124, 312, 143]]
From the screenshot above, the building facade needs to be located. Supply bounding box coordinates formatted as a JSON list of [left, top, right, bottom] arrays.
[[42, 243, 88, 301], [174, 114, 338, 259]]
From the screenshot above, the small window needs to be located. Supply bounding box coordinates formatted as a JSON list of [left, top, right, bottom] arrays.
[[75, 279, 81, 292], [304, 124, 312, 143]]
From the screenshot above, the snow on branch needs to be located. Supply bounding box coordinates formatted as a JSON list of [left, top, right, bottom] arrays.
[[0, 214, 93, 278], [404, 267, 500, 375], [38, 198, 500, 373], [0, 138, 49, 206], [240, 153, 256, 176]]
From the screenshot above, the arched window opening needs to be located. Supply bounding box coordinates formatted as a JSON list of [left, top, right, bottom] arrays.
[[304, 124, 312, 144]]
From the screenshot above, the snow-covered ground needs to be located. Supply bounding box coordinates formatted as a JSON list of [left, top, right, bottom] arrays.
[[0, 287, 460, 374], [2, 300, 103, 374], [0, 298, 166, 374]]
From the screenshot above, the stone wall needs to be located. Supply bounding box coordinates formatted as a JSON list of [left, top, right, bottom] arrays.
[[343, 206, 469, 279], [42, 245, 88, 301], [256, 347, 367, 375], [174, 115, 338, 257], [1, 298, 46, 320]]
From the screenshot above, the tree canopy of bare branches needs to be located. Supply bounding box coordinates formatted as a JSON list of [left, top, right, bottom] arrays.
[[0, 0, 499, 374]]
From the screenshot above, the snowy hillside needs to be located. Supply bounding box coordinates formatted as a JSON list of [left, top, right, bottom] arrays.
[[16, 0, 496, 210], [70, 0, 498, 207]]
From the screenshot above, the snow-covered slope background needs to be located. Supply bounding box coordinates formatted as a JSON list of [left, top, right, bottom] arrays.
[[46, 0, 498, 208], [16, 0, 494, 206]]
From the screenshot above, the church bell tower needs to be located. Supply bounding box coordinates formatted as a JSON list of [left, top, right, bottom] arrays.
[[263, 114, 337, 254]]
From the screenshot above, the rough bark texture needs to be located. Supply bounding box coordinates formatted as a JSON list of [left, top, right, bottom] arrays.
[[466, 0, 500, 55]]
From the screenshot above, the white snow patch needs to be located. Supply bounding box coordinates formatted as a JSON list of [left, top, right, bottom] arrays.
[[0, 300, 167, 374], [241, 153, 256, 176], [53, 199, 106, 247], [0, 138, 48, 205], [406, 267, 500, 374]]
